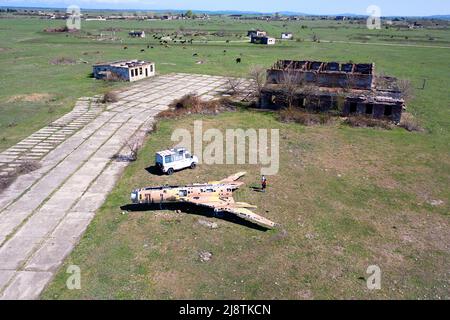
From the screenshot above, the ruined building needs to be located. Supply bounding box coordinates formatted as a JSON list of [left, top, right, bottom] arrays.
[[248, 30, 276, 45], [260, 60, 405, 122], [93, 60, 155, 82]]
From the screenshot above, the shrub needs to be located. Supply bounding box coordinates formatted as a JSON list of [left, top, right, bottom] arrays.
[[156, 94, 234, 119], [344, 115, 393, 130], [278, 107, 333, 126], [102, 91, 119, 104], [399, 113, 424, 132]]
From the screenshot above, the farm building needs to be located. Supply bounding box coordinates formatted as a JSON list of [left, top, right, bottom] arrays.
[[248, 30, 275, 45], [247, 30, 267, 37], [281, 32, 293, 39], [128, 30, 145, 38], [93, 60, 155, 82], [260, 60, 405, 123], [251, 36, 276, 45]]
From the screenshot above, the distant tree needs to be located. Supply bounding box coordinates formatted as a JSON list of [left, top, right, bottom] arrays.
[[185, 10, 193, 18]]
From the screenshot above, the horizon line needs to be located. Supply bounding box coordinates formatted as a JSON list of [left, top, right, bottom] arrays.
[[1, 4, 449, 18]]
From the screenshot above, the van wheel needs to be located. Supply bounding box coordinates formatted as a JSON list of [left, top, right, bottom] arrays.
[[190, 163, 197, 169], [167, 168, 174, 175]]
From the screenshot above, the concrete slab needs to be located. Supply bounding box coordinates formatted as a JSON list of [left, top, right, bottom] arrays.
[[0, 271, 53, 300]]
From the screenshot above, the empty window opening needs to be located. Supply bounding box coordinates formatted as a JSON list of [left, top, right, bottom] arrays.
[[145, 68, 148, 77], [139, 67, 143, 75], [384, 105, 393, 117], [365, 104, 373, 115], [350, 102, 357, 113]]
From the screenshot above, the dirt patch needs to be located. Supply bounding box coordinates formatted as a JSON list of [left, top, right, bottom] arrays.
[[0, 161, 41, 193], [50, 57, 77, 65], [7, 93, 53, 103]]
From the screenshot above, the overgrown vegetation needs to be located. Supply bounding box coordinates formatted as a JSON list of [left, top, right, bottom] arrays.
[[344, 115, 393, 130], [157, 94, 234, 119], [278, 107, 333, 126], [399, 112, 424, 132], [101, 91, 119, 103]]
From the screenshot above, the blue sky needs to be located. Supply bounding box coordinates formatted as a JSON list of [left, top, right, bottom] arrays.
[[1, 0, 449, 16]]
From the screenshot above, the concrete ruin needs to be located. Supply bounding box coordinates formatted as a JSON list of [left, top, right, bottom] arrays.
[[281, 32, 293, 39], [93, 60, 155, 82], [260, 60, 405, 123], [128, 30, 146, 38], [248, 30, 276, 45]]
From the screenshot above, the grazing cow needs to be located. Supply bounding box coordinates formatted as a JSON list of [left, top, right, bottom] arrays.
[[141, 49, 145, 52], [124, 46, 128, 50], [147, 45, 150, 48], [224, 50, 227, 53], [193, 53, 198, 57], [236, 58, 241, 64]]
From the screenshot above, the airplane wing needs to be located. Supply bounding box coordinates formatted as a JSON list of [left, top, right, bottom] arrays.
[[209, 172, 247, 185], [192, 199, 277, 229]]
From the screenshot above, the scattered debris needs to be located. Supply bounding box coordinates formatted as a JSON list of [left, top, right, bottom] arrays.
[[198, 219, 219, 229], [199, 250, 213, 262], [428, 199, 444, 207]]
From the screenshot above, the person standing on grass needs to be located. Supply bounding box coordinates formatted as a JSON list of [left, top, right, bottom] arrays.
[[261, 175, 267, 192]]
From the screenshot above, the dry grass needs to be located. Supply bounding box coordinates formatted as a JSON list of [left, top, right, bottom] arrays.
[[399, 113, 424, 132], [278, 107, 333, 126], [156, 94, 234, 119], [49, 57, 76, 65], [344, 115, 393, 130], [7, 93, 53, 103]]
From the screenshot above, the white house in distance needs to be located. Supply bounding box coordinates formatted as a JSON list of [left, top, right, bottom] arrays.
[[129, 30, 146, 38], [93, 60, 156, 82], [281, 32, 293, 40]]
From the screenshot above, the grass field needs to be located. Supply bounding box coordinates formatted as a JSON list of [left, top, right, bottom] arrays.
[[0, 16, 449, 299], [1, 17, 449, 151], [42, 111, 449, 299]]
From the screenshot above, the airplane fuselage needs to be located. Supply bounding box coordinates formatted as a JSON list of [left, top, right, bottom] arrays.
[[131, 183, 240, 205]]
